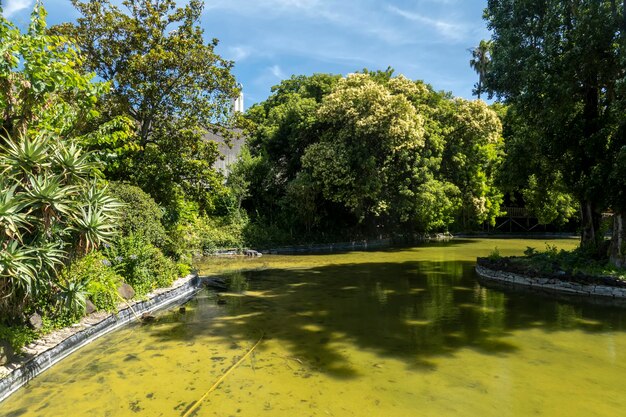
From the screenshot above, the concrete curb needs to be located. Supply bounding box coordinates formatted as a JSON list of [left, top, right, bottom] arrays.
[[0, 274, 203, 403], [475, 264, 626, 299]]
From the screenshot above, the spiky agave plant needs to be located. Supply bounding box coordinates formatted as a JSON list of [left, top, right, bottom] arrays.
[[0, 180, 31, 242], [71, 181, 121, 254], [0, 240, 38, 319], [0, 133, 120, 320]]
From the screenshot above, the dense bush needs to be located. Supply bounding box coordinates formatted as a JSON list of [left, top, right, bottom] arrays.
[[171, 212, 246, 255], [59, 252, 123, 312], [108, 182, 170, 251], [0, 324, 37, 353], [105, 235, 178, 296]]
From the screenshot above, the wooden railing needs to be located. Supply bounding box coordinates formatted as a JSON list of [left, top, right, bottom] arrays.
[[500, 207, 530, 218]]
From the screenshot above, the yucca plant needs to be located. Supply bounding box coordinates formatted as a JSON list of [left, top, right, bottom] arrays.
[[0, 240, 38, 318], [25, 174, 78, 231], [0, 133, 120, 320]]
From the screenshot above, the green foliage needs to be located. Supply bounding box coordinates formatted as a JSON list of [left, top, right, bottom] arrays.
[[0, 324, 38, 353], [439, 98, 504, 228], [0, 5, 120, 322], [485, 0, 624, 252], [523, 246, 537, 257], [171, 212, 247, 255], [176, 263, 192, 278], [243, 221, 293, 248], [54, 0, 240, 216], [59, 251, 122, 312], [515, 244, 626, 279], [243, 71, 504, 239], [105, 235, 177, 296], [496, 105, 579, 226], [469, 40, 492, 99], [55, 278, 89, 319], [487, 247, 501, 261], [0, 3, 107, 139], [107, 182, 169, 250]]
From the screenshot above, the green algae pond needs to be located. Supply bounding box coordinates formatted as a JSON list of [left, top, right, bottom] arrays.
[[3, 237, 626, 417]]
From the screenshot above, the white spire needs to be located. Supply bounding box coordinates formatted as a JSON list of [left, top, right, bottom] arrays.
[[232, 83, 244, 113]]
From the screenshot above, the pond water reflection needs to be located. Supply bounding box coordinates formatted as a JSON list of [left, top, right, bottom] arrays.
[[2, 238, 625, 417]]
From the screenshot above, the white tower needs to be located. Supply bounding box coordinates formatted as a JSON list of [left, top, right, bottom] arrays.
[[232, 83, 244, 113]]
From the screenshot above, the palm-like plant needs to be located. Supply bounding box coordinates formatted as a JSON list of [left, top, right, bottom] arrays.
[[0, 240, 39, 317], [469, 40, 492, 100], [0, 134, 120, 320], [56, 277, 90, 317]]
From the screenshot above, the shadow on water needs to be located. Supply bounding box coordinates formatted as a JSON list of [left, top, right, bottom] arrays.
[[150, 260, 626, 379]]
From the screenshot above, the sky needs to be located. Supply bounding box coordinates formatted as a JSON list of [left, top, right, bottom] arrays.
[[2, 0, 491, 109]]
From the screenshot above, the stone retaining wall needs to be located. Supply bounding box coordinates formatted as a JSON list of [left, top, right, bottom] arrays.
[[263, 238, 393, 254], [475, 265, 626, 298], [0, 274, 203, 403]]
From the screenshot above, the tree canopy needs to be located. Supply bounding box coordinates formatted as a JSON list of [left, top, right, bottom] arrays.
[[484, 0, 626, 263], [54, 0, 240, 217], [240, 71, 503, 240]]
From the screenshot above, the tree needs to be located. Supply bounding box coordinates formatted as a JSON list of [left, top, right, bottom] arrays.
[[439, 98, 504, 228], [469, 40, 492, 100], [243, 71, 505, 239], [0, 4, 119, 321], [484, 0, 622, 255], [54, 0, 240, 217], [243, 74, 340, 231], [301, 73, 458, 233], [495, 105, 579, 226]]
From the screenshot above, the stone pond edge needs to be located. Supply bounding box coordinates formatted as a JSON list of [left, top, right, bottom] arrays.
[[0, 273, 205, 404], [475, 264, 626, 299]]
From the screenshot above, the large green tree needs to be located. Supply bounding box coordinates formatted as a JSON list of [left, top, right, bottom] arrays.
[[485, 0, 624, 258], [54, 0, 240, 217], [242, 71, 504, 240]]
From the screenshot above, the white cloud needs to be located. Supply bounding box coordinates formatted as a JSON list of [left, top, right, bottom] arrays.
[[205, 0, 321, 13], [269, 64, 286, 79], [1, 0, 33, 17], [387, 5, 467, 41], [227, 45, 253, 62]]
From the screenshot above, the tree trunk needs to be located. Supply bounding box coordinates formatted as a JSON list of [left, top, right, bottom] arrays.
[[580, 200, 602, 252], [609, 211, 626, 268]]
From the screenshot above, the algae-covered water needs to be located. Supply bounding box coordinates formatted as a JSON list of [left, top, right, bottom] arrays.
[[3, 238, 626, 417]]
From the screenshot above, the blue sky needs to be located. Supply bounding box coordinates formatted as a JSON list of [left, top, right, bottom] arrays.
[[3, 0, 490, 109]]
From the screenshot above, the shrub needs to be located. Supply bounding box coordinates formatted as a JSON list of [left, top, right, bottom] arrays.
[[105, 235, 178, 296], [524, 246, 537, 256], [243, 220, 293, 248], [108, 182, 170, 250], [487, 247, 501, 260], [177, 263, 192, 277], [0, 324, 37, 353], [0, 7, 120, 321], [171, 214, 246, 255], [59, 251, 123, 312]]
